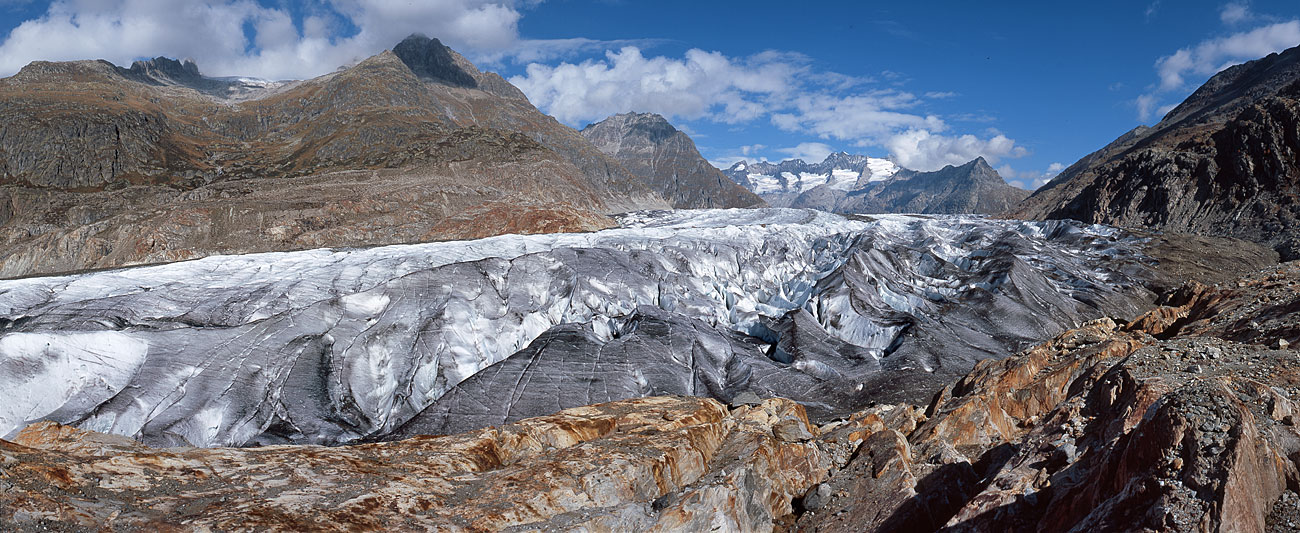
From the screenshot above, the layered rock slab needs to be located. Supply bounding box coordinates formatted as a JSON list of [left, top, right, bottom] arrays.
[[0, 396, 830, 532], [795, 263, 1300, 532]]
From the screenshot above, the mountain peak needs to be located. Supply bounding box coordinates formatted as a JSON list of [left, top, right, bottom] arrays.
[[392, 34, 478, 88], [128, 56, 202, 82], [583, 112, 680, 144], [580, 112, 764, 209], [968, 156, 995, 173]]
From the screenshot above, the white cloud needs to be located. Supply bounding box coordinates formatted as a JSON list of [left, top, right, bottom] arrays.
[[776, 142, 835, 163], [1135, 18, 1299, 121], [885, 129, 1027, 172], [997, 162, 1063, 190], [511, 46, 806, 125], [771, 92, 945, 140], [0, 0, 536, 80], [1136, 93, 1160, 121], [1145, 1, 1161, 21], [1154, 20, 1300, 92], [1220, 3, 1252, 25], [513, 46, 1022, 167]]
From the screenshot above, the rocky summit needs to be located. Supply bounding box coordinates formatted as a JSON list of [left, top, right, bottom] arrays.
[[1011, 43, 1300, 260], [582, 112, 765, 209]]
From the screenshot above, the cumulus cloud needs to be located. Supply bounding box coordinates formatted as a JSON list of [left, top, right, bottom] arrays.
[[513, 46, 1024, 168], [770, 92, 944, 140], [511, 46, 806, 125], [0, 0, 535, 79], [885, 129, 1027, 172], [1137, 18, 1300, 120]]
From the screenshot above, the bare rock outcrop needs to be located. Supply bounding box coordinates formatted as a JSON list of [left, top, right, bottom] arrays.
[[0, 396, 830, 532], [1011, 44, 1300, 260], [795, 262, 1300, 532]]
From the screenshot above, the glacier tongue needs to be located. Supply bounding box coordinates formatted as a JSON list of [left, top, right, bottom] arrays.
[[0, 209, 1154, 447]]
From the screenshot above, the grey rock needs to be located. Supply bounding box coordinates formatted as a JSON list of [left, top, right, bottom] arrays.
[[730, 391, 764, 407], [799, 483, 833, 512], [581, 112, 764, 209], [726, 154, 1027, 214]]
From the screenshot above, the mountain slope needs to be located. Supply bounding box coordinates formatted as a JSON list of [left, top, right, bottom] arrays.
[[580, 112, 764, 209], [724, 154, 1026, 214], [1010, 44, 1300, 259], [0, 35, 669, 277], [835, 157, 1029, 214]]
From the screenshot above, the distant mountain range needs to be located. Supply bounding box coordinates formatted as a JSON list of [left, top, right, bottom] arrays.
[[725, 153, 1027, 215], [1011, 43, 1300, 260]]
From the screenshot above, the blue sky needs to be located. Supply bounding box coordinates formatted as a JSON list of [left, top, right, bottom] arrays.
[[0, 1, 1297, 188]]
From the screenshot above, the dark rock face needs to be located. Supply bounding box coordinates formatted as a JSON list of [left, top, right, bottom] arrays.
[[0, 35, 669, 277], [127, 56, 202, 84], [1011, 44, 1300, 260], [392, 34, 478, 88], [581, 112, 765, 209]]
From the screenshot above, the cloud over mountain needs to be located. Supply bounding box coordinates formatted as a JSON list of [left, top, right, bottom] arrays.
[[0, 0, 528, 80], [511, 46, 1026, 172]]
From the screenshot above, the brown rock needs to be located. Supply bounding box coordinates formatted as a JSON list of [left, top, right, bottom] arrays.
[[0, 37, 678, 278], [0, 396, 830, 532]]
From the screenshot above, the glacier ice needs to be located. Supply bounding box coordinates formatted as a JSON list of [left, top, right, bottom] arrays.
[[0, 209, 1156, 446]]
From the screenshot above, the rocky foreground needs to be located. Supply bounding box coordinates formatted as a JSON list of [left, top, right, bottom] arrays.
[[4, 261, 1299, 531]]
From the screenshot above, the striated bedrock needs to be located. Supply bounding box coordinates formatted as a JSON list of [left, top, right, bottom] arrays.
[[0, 396, 831, 532], [0, 209, 1158, 448], [794, 262, 1300, 532], [1010, 44, 1300, 260]]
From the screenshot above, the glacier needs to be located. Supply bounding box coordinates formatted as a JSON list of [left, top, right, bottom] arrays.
[[0, 209, 1156, 447]]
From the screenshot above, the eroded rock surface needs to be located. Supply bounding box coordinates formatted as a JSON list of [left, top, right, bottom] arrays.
[[581, 112, 764, 209], [795, 262, 1300, 532], [0, 396, 830, 532]]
